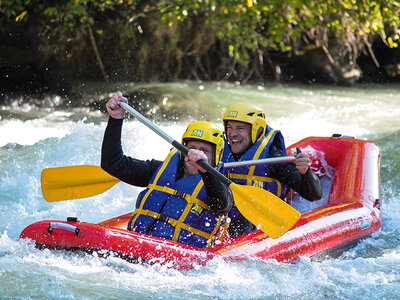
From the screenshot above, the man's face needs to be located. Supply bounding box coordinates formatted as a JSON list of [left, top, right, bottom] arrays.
[[225, 121, 252, 155], [184, 140, 213, 176]]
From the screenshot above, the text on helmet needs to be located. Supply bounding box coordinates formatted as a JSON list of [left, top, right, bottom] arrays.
[[227, 110, 238, 118], [191, 129, 204, 137]]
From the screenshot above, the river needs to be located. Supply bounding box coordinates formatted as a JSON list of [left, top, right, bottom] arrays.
[[1, 82, 400, 299]]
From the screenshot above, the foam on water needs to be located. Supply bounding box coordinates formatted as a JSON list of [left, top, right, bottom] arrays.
[[0, 119, 70, 147]]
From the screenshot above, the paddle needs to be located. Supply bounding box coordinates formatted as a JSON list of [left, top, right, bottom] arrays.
[[41, 165, 119, 202], [224, 156, 295, 168], [119, 101, 301, 238], [41, 153, 295, 203], [41, 157, 294, 202]]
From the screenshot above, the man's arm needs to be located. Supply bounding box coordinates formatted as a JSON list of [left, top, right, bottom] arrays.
[[101, 117, 162, 187], [200, 171, 234, 213], [268, 145, 322, 201]]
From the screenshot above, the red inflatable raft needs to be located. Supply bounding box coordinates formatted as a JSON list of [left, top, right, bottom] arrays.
[[20, 135, 382, 269]]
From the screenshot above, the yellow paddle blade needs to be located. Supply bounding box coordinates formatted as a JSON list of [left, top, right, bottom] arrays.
[[41, 165, 120, 202], [230, 183, 301, 239]]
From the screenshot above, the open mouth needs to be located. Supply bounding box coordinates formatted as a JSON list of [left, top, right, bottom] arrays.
[[230, 139, 242, 146]]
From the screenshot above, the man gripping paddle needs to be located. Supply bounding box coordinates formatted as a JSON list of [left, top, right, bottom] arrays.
[[101, 92, 233, 248], [221, 102, 323, 238]]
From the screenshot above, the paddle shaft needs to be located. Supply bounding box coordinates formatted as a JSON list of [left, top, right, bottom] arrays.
[[224, 156, 295, 168], [120, 102, 231, 186]]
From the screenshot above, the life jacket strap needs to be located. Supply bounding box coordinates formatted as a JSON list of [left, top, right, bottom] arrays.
[[227, 173, 280, 182], [227, 173, 283, 197], [147, 183, 211, 211], [133, 208, 220, 241], [206, 214, 230, 247]]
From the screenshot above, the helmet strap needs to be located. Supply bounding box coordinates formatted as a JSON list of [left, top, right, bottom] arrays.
[[256, 127, 264, 142]]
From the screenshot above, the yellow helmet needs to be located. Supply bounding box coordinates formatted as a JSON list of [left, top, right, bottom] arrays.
[[182, 120, 224, 167], [223, 102, 267, 144]]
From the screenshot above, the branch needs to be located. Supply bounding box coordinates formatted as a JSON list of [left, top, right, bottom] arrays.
[[363, 35, 380, 68], [86, 25, 108, 83]]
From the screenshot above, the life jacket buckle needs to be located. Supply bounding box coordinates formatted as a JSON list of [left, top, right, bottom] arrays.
[[158, 214, 170, 223], [174, 190, 187, 199]]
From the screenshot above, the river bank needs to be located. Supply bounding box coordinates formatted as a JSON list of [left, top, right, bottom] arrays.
[[2, 1, 400, 96]]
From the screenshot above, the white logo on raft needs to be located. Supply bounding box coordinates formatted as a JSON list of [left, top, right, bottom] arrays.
[[359, 220, 371, 230]]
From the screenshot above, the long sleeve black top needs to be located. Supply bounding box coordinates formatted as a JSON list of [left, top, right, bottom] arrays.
[[268, 144, 322, 201], [101, 117, 233, 214]]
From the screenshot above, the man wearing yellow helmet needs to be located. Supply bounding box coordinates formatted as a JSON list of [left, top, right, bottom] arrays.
[[101, 92, 233, 248], [222, 102, 322, 238]]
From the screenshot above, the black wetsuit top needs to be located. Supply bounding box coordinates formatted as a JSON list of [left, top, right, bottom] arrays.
[[268, 144, 322, 201], [101, 117, 233, 214]]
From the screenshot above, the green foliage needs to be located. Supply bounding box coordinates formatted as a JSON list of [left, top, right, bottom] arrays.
[[1, 0, 140, 33], [161, 0, 400, 63], [1, 0, 399, 80]]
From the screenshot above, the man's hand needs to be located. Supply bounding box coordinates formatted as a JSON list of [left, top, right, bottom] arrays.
[[185, 149, 208, 173], [294, 148, 310, 174], [106, 92, 128, 119]]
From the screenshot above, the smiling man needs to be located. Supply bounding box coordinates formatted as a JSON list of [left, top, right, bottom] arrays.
[[221, 102, 322, 238]]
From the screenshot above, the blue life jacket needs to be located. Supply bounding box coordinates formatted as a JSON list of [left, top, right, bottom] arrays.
[[127, 149, 228, 248], [221, 126, 290, 222]]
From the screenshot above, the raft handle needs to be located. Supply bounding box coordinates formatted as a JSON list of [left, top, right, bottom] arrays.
[[67, 217, 79, 222], [374, 199, 381, 209], [331, 133, 355, 139], [47, 222, 80, 237]]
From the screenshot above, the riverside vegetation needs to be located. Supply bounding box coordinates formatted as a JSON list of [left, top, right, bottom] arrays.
[[1, 0, 400, 95]]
